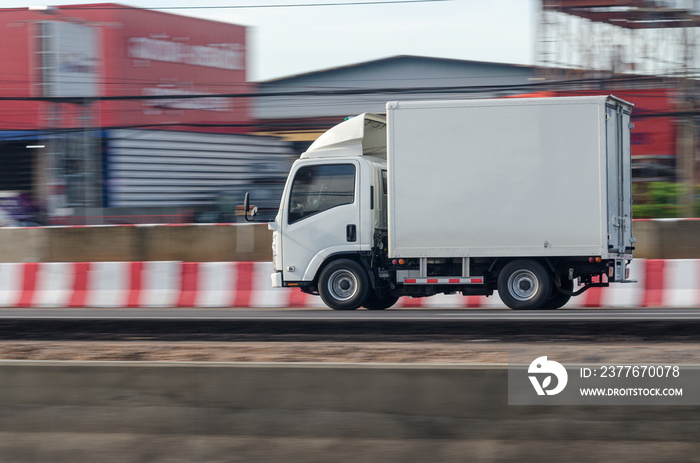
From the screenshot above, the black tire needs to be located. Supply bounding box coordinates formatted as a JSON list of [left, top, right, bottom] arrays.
[[363, 292, 399, 311], [497, 259, 552, 310], [318, 259, 369, 311], [541, 275, 574, 310]]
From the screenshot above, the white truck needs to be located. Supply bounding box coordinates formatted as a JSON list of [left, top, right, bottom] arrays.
[[247, 96, 635, 310]]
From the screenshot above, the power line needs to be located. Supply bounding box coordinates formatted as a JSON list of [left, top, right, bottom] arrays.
[[0, 74, 691, 132], [0, 73, 675, 103], [53, 0, 451, 10], [1, 104, 693, 139]]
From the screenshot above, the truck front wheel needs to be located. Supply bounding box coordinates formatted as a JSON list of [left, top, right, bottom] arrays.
[[363, 292, 400, 310], [318, 259, 369, 311], [497, 259, 552, 310]]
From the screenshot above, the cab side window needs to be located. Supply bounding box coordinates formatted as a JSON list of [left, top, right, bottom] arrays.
[[288, 164, 355, 224]]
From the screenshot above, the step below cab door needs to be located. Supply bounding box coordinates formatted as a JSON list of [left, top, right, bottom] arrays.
[[279, 159, 364, 284]]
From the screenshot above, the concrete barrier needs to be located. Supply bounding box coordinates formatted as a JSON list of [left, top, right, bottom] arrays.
[[1, 219, 700, 263], [657, 219, 700, 259], [0, 223, 273, 263], [45, 225, 142, 262], [137, 223, 271, 262], [0, 227, 46, 263], [0, 361, 697, 462]]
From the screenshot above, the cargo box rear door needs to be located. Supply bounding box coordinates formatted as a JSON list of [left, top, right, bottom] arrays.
[[605, 97, 634, 255]]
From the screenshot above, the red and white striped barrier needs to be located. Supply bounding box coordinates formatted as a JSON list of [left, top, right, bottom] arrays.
[[0, 260, 698, 308]]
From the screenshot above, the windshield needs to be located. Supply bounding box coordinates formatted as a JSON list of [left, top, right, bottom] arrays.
[[288, 164, 355, 224]]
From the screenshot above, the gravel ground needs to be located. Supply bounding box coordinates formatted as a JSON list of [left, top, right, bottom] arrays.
[[0, 341, 697, 363]]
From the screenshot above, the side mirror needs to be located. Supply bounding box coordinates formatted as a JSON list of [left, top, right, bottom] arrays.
[[243, 192, 257, 222]]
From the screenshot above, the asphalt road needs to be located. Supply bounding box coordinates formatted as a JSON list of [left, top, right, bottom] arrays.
[[0, 307, 698, 342], [0, 307, 699, 320]]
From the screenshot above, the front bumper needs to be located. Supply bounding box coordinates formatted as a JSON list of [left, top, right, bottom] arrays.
[[271, 271, 283, 288]]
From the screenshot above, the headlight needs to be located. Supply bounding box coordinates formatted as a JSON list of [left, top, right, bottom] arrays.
[[271, 233, 278, 270]]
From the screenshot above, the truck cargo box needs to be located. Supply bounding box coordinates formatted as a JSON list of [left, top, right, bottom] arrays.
[[386, 96, 633, 259]]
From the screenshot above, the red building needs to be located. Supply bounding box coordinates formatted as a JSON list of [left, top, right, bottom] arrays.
[[0, 4, 279, 224], [1, 3, 250, 131]]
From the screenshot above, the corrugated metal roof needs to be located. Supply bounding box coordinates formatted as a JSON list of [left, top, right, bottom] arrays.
[[258, 55, 534, 84]]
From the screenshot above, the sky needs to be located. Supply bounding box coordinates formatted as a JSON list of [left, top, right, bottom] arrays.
[[4, 0, 537, 81]]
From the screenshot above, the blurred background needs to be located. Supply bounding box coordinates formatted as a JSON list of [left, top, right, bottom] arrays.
[[0, 7, 697, 459], [0, 0, 698, 226]]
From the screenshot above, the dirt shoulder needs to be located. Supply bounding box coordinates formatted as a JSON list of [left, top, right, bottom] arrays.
[[0, 341, 697, 364]]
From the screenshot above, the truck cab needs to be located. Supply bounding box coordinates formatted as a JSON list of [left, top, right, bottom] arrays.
[[269, 114, 391, 309]]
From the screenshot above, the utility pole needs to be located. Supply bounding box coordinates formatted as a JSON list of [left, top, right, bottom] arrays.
[[677, 18, 698, 217]]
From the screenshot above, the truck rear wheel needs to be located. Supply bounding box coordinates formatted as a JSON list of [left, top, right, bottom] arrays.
[[318, 259, 369, 311], [497, 259, 552, 310], [541, 275, 573, 310]]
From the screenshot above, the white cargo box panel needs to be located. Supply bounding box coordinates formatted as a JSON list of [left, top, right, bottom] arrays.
[[386, 96, 633, 258]]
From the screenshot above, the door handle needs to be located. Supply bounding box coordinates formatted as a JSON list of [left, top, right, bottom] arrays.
[[346, 224, 356, 242]]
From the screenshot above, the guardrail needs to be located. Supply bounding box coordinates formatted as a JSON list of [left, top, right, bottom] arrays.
[[1, 259, 698, 308]]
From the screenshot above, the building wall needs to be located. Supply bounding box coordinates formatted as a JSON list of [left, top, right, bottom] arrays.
[[254, 57, 681, 184], [83, 4, 250, 130], [102, 129, 294, 216], [0, 9, 45, 131]]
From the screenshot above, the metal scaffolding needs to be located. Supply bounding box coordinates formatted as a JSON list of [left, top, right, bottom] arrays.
[[538, 0, 699, 215], [539, 0, 699, 77]]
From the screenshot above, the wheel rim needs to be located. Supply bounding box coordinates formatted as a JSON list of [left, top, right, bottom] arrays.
[[327, 269, 359, 301], [507, 269, 540, 301]]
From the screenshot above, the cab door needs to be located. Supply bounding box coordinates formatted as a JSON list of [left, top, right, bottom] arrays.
[[280, 159, 362, 283]]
